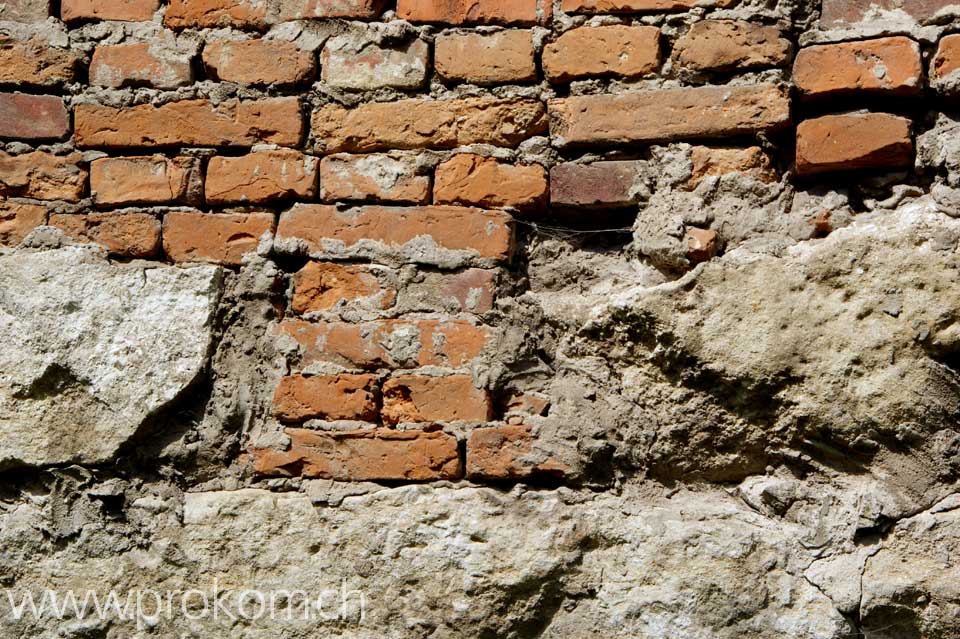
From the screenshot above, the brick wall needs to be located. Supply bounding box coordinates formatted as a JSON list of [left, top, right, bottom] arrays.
[[0, 0, 953, 484]]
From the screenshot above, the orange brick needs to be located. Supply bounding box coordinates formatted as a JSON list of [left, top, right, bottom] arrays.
[[275, 204, 513, 264], [433, 154, 547, 211], [319, 154, 430, 204], [398, 0, 546, 25], [272, 374, 378, 422], [276, 318, 491, 368], [435, 30, 536, 84], [321, 35, 428, 90], [274, 0, 387, 19], [562, 0, 730, 12], [165, 0, 268, 28], [61, 0, 159, 21], [312, 97, 547, 153], [90, 43, 193, 89], [291, 261, 394, 313], [163, 211, 275, 265], [685, 227, 717, 263], [203, 40, 315, 86], [48, 212, 161, 258], [689, 146, 777, 187], [543, 26, 660, 82], [0, 151, 86, 201], [793, 37, 922, 99], [467, 424, 569, 480], [673, 20, 790, 72], [0, 201, 45, 246], [932, 34, 960, 91], [382, 374, 492, 424], [549, 85, 789, 147], [252, 428, 461, 480], [795, 113, 913, 176], [0, 93, 69, 141], [206, 150, 318, 205], [90, 156, 202, 207], [75, 98, 303, 148], [0, 39, 80, 86]]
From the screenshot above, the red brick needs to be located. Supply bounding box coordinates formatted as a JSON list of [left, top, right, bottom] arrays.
[[0, 151, 86, 201], [932, 34, 960, 91], [272, 373, 378, 422], [276, 318, 491, 368], [252, 427, 461, 481], [62, 0, 159, 21], [275, 204, 514, 264], [89, 43, 193, 89], [673, 20, 790, 72], [398, 0, 547, 25], [550, 161, 645, 207], [163, 211, 275, 265], [793, 37, 922, 99], [467, 424, 569, 480], [48, 212, 161, 258], [820, 0, 953, 24], [90, 156, 202, 207], [562, 0, 731, 12], [0, 201, 45, 246], [549, 85, 789, 147], [0, 39, 80, 86], [203, 40, 315, 86], [689, 146, 778, 189], [165, 0, 268, 28], [435, 30, 537, 84], [321, 34, 428, 90], [506, 392, 550, 416], [75, 98, 303, 148], [0, 93, 69, 141], [543, 26, 660, 82], [415, 268, 497, 313], [795, 113, 913, 176], [382, 374, 492, 424], [312, 97, 547, 153], [290, 261, 395, 313], [205, 150, 318, 205], [0, 0, 49, 21], [319, 154, 430, 204], [433, 154, 547, 211], [685, 227, 717, 263], [274, 0, 387, 19]]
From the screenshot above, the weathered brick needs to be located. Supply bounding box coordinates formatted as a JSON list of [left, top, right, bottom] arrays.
[[89, 43, 194, 89], [435, 30, 537, 84], [562, 0, 731, 13], [505, 392, 550, 416], [382, 374, 492, 424], [274, 0, 387, 19], [543, 25, 660, 82], [252, 428, 461, 481], [685, 227, 717, 263], [689, 146, 777, 187], [313, 98, 547, 152], [793, 37, 922, 99], [467, 424, 569, 480], [319, 154, 430, 204], [820, 0, 953, 25], [0, 0, 49, 21], [0, 151, 86, 201], [163, 211, 275, 265], [203, 40, 315, 86], [0, 39, 80, 86], [550, 161, 645, 207], [62, 0, 159, 21], [48, 212, 161, 258], [206, 150, 318, 205], [75, 98, 302, 148], [549, 85, 790, 147], [673, 20, 790, 72], [0, 201, 45, 246], [275, 204, 514, 264], [165, 0, 268, 28], [321, 35, 428, 90], [795, 113, 913, 176], [91, 156, 202, 207], [409, 268, 497, 314], [0, 93, 69, 140], [433, 154, 547, 211], [398, 0, 546, 25], [272, 373, 378, 422], [291, 261, 395, 313], [276, 318, 492, 368], [931, 34, 960, 92]]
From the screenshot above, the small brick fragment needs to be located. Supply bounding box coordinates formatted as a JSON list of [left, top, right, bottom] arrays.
[[434, 154, 547, 211], [795, 113, 913, 176], [467, 424, 569, 480], [0, 202, 45, 246], [252, 428, 461, 481], [272, 373, 379, 422], [206, 150, 318, 205], [49, 212, 161, 258], [312, 98, 547, 153], [550, 161, 645, 207], [543, 25, 660, 82], [203, 40, 315, 86], [685, 227, 717, 263], [506, 392, 550, 416], [689, 146, 777, 187], [91, 156, 202, 207], [0, 93, 69, 141], [75, 98, 302, 148], [321, 35, 428, 90], [382, 374, 493, 424], [291, 261, 394, 313], [0, 152, 86, 201], [89, 43, 193, 89], [163, 211, 275, 265], [673, 20, 790, 72], [0, 0, 50, 21], [793, 37, 922, 99], [932, 34, 960, 92], [435, 30, 537, 84], [562, 0, 730, 13], [0, 39, 80, 86], [398, 0, 546, 25], [319, 154, 430, 204], [62, 0, 159, 22]]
